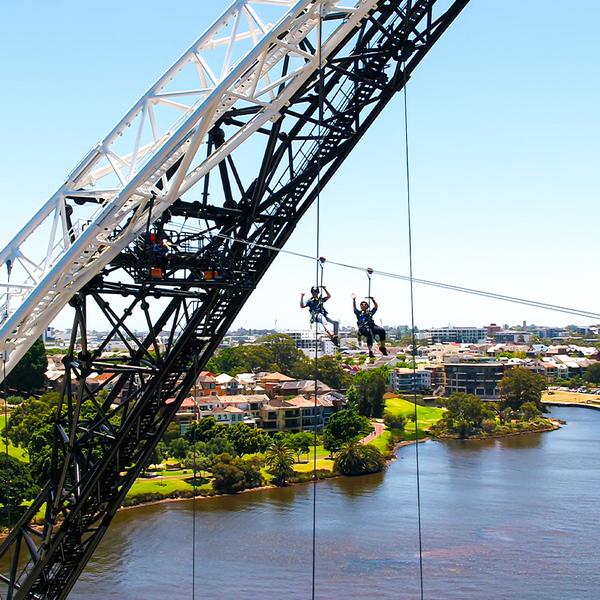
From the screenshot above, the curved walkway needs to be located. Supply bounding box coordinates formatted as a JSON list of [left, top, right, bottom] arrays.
[[360, 420, 385, 444]]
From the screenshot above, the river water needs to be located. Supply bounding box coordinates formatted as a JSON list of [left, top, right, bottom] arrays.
[[7, 406, 600, 599]]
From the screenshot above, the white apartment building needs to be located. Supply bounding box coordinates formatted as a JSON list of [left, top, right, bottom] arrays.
[[426, 327, 487, 344]]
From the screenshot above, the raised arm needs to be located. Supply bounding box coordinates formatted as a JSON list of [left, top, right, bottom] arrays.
[[300, 292, 306, 309], [371, 296, 379, 311], [322, 286, 332, 301], [352, 292, 357, 311]]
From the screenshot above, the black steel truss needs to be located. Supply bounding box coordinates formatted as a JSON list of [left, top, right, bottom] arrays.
[[0, 1, 470, 597]]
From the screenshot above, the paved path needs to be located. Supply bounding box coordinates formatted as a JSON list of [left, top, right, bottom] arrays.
[[360, 420, 385, 444]]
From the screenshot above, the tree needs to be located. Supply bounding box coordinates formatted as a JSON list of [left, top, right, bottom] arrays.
[[168, 437, 190, 459], [257, 333, 304, 374], [211, 456, 247, 494], [0, 455, 39, 509], [6, 338, 47, 394], [7, 396, 26, 406], [383, 411, 407, 432], [162, 421, 182, 445], [3, 392, 59, 449], [206, 344, 275, 375], [322, 409, 373, 455], [211, 453, 264, 494], [498, 367, 547, 412], [226, 423, 270, 456], [353, 367, 388, 417], [185, 416, 227, 443], [144, 444, 164, 471], [520, 401, 541, 421], [334, 441, 386, 476], [3, 392, 59, 484], [237, 456, 264, 489], [346, 385, 358, 411], [285, 431, 313, 462], [182, 451, 212, 475], [265, 441, 295, 485], [441, 393, 493, 438], [584, 363, 600, 384], [206, 436, 236, 457], [291, 355, 351, 389]]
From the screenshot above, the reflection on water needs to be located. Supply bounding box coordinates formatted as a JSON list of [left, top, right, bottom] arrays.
[[3, 408, 599, 599]]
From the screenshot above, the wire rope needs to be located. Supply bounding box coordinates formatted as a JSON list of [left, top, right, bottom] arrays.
[[311, 8, 325, 599], [399, 3, 425, 593], [212, 232, 600, 321], [191, 352, 199, 600], [3, 354, 12, 556]]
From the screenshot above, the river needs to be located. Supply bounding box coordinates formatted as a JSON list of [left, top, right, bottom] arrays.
[[8, 406, 600, 598]]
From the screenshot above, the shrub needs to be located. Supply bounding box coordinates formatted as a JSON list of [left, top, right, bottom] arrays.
[[211, 453, 264, 494], [482, 418, 497, 434], [383, 411, 407, 432], [334, 442, 386, 476]]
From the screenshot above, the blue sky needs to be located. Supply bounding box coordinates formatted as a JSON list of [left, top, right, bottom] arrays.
[[1, 1, 599, 332]]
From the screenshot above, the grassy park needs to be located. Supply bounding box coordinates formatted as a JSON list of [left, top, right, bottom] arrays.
[[384, 396, 445, 440]]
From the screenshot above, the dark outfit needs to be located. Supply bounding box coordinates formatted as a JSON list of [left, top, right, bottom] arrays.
[[354, 306, 385, 346], [306, 296, 339, 336], [150, 242, 170, 268]]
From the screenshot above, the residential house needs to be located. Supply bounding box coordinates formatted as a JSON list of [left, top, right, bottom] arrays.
[[235, 373, 266, 394], [528, 360, 567, 383], [211, 405, 250, 426], [196, 372, 221, 397], [277, 379, 331, 397], [166, 396, 200, 433], [259, 400, 301, 433], [215, 373, 244, 395], [260, 371, 295, 396], [285, 395, 336, 431], [218, 394, 269, 423]]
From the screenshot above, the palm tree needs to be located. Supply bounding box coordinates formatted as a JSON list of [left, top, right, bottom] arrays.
[[265, 441, 295, 486], [334, 441, 386, 476]]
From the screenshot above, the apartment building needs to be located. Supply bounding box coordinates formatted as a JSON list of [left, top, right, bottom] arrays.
[[444, 360, 506, 399], [390, 368, 432, 394], [426, 327, 487, 344]]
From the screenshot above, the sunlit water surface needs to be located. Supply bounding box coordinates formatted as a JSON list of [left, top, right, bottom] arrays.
[[9, 407, 600, 599]]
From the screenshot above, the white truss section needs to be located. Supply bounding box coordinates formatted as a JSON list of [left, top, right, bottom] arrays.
[[0, 0, 383, 379]]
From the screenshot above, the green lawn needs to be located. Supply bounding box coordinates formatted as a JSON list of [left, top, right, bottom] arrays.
[[0, 415, 29, 461], [292, 445, 335, 473], [384, 397, 445, 440], [127, 476, 211, 499], [368, 429, 392, 452]]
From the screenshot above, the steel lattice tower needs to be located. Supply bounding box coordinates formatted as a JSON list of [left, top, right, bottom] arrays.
[[0, 1, 470, 597]]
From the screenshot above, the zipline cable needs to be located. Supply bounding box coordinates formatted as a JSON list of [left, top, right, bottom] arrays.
[[213, 232, 600, 321], [311, 8, 325, 600], [192, 352, 199, 600], [399, 3, 425, 594], [3, 353, 12, 568]]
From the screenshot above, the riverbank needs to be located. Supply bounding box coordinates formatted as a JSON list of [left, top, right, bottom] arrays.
[[56, 404, 600, 600], [544, 401, 600, 411], [119, 435, 428, 512], [431, 418, 560, 441]]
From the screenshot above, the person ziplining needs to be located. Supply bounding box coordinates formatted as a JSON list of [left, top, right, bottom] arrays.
[[352, 293, 387, 358], [300, 286, 340, 347]]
